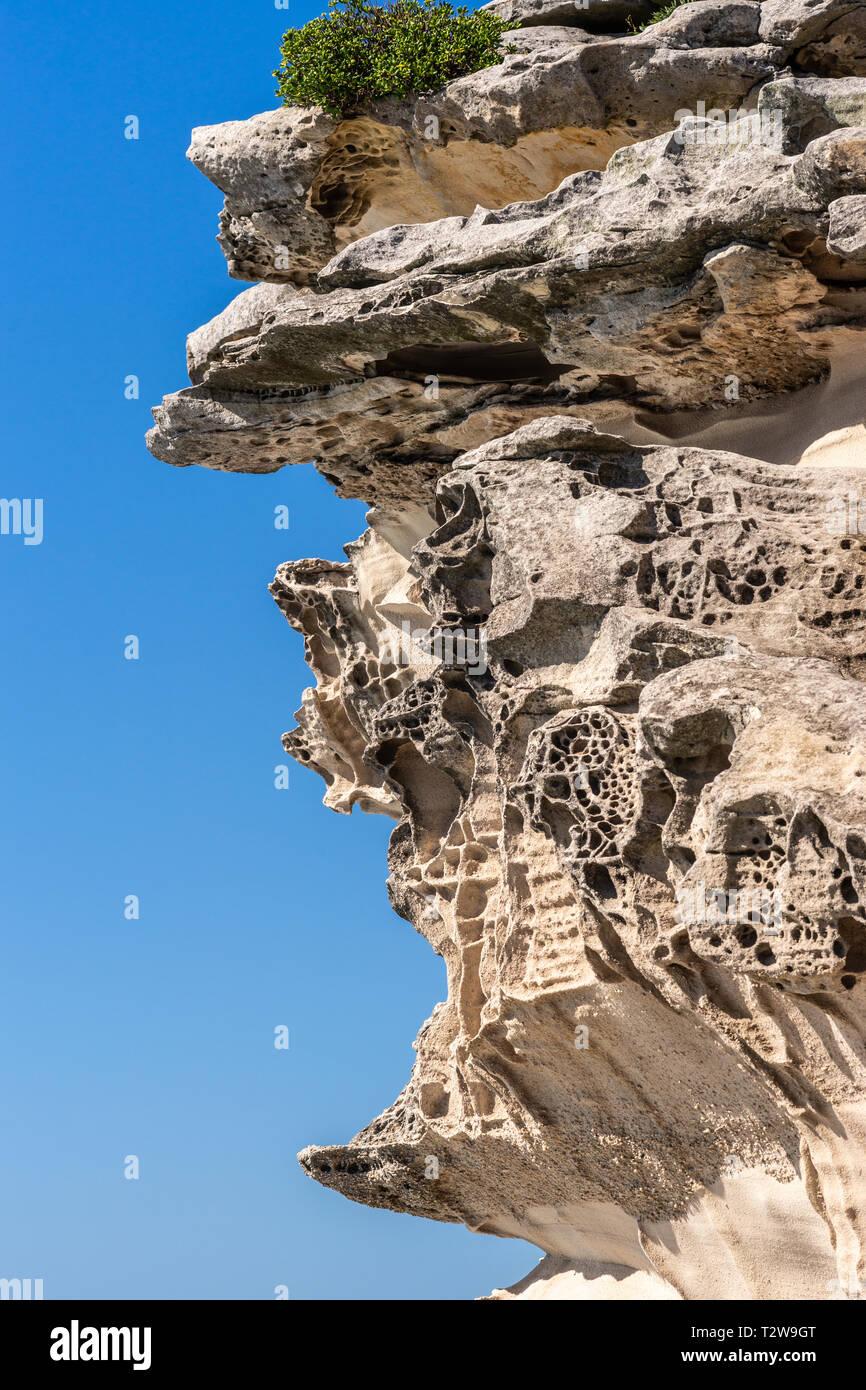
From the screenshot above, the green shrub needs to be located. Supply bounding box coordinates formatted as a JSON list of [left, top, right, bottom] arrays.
[[274, 0, 518, 119], [625, 1, 691, 31], [645, 0, 689, 20]]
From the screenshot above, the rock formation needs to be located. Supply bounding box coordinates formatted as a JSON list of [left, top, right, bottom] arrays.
[[149, 0, 866, 1298]]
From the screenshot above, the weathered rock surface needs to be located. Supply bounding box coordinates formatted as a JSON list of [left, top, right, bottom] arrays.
[[150, 1, 866, 1298], [150, 104, 866, 506], [188, 0, 866, 285], [274, 416, 866, 1300]]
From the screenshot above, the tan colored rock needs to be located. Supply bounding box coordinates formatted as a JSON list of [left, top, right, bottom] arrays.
[[149, 10, 866, 1299], [185, 3, 796, 285], [283, 417, 866, 1299], [149, 113, 866, 507], [185, 2, 866, 287], [800, 420, 866, 465]]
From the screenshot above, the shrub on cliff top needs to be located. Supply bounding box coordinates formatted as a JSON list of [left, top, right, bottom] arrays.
[[274, 0, 517, 119]]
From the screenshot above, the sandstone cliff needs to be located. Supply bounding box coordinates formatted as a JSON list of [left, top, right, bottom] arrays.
[[149, 0, 866, 1299]]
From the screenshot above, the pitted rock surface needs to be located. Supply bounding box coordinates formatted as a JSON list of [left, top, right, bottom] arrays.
[[188, 1, 866, 284], [151, 3, 866, 1299]]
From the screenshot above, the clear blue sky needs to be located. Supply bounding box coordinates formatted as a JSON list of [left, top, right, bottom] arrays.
[[1, 0, 535, 1298]]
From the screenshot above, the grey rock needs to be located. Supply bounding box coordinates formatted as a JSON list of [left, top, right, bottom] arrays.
[[482, 0, 655, 27], [184, 2, 866, 288], [827, 190, 866, 256], [148, 117, 866, 504], [792, 122, 866, 198], [190, 6, 828, 285], [650, 0, 761, 48], [188, 107, 337, 285], [760, 0, 866, 75], [758, 72, 866, 152]]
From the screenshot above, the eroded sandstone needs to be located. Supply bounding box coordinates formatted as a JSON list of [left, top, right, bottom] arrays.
[[150, 103, 866, 506], [188, 0, 865, 285], [150, 0, 866, 1299], [283, 417, 866, 1299]]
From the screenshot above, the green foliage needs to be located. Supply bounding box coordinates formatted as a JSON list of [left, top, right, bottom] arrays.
[[626, 0, 696, 32], [274, 0, 518, 119], [646, 0, 689, 21]]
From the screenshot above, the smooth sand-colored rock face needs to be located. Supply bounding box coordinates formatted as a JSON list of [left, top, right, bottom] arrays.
[[800, 421, 866, 466], [150, 1, 866, 1298]]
